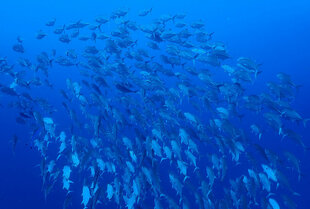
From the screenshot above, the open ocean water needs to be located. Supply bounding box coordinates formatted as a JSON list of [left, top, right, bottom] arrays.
[[0, 0, 310, 209]]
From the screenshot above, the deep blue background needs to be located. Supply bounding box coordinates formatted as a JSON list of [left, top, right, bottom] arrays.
[[1, 0, 310, 208]]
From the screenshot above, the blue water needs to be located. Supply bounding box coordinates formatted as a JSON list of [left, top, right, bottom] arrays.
[[1, 0, 310, 208]]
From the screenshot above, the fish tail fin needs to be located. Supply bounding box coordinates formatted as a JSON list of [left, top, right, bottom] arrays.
[[278, 127, 283, 136], [98, 24, 102, 32], [280, 110, 286, 117], [159, 194, 166, 199], [57, 154, 62, 160], [254, 70, 263, 79], [178, 196, 183, 205], [208, 32, 215, 40], [160, 158, 167, 163], [183, 176, 189, 182], [259, 133, 262, 140]]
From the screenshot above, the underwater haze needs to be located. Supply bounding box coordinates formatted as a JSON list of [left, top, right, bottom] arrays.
[[1, 0, 310, 209]]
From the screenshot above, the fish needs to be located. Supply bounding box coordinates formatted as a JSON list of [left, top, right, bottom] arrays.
[[95, 17, 109, 24], [115, 83, 138, 93], [59, 34, 71, 43], [66, 20, 89, 30], [12, 43, 24, 53], [81, 185, 91, 208], [284, 152, 302, 181], [46, 18, 56, 26], [36, 30, 47, 39], [139, 8, 152, 17], [269, 198, 280, 209], [1, 87, 18, 96], [54, 25, 65, 34]]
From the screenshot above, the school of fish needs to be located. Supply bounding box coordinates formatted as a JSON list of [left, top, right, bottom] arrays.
[[1, 7, 309, 209]]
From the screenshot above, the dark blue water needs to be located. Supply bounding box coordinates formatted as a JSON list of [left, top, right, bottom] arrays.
[[1, 0, 310, 209]]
